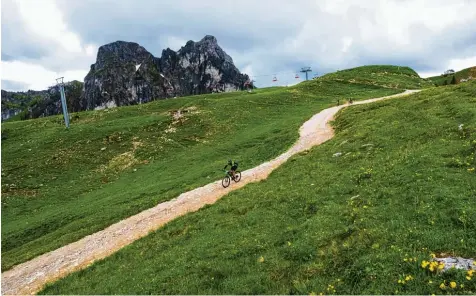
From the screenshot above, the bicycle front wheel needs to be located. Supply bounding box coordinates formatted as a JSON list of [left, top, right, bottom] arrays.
[[222, 176, 231, 188]]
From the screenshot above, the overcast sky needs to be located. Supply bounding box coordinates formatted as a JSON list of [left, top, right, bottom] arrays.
[[2, 0, 476, 91]]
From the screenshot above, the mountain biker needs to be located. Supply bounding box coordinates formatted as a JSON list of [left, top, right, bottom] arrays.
[[224, 160, 238, 179]]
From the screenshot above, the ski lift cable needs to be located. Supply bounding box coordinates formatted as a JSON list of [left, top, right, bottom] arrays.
[[249, 71, 301, 78]]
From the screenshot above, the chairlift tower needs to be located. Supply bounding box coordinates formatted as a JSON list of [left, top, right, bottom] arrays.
[[56, 77, 70, 128], [300, 67, 312, 81]]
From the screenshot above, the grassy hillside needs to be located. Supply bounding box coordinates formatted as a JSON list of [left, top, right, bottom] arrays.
[[40, 81, 476, 295], [427, 66, 476, 86], [319, 65, 435, 89], [1, 79, 403, 271]]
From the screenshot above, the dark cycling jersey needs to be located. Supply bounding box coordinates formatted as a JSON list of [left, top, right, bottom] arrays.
[[224, 160, 238, 170]]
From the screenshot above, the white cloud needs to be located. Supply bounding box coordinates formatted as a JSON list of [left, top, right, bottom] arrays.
[[417, 70, 444, 78], [1, 60, 88, 90], [447, 56, 476, 72], [1, 0, 98, 88], [15, 0, 82, 53], [242, 65, 254, 80], [417, 55, 476, 78], [341, 37, 353, 53], [85, 45, 97, 57], [163, 36, 189, 52]]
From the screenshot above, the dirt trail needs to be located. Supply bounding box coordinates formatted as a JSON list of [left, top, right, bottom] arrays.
[[1, 90, 420, 295]]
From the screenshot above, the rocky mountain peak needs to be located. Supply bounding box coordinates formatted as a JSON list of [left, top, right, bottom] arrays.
[[178, 35, 234, 66], [80, 35, 248, 111], [198, 35, 218, 45], [94, 41, 155, 71]]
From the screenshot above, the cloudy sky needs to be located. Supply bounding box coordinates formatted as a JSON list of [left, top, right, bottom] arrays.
[[2, 0, 476, 91]]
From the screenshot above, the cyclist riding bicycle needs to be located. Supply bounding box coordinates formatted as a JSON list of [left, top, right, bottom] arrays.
[[224, 160, 238, 179]]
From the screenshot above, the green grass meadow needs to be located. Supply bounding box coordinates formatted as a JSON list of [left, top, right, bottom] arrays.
[[1, 78, 402, 271], [38, 82, 476, 294]]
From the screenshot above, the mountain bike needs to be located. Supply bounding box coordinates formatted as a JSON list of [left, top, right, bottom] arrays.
[[222, 169, 241, 188]]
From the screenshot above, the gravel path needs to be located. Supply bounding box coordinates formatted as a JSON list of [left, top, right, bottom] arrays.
[[1, 90, 420, 295]]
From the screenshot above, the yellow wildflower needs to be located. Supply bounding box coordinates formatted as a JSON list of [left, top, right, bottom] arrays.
[[309, 292, 316, 296], [468, 269, 474, 277], [421, 260, 430, 268], [460, 284, 464, 288], [405, 275, 413, 281], [428, 280, 433, 284], [429, 262, 438, 272], [403, 258, 408, 262], [439, 283, 446, 289], [258, 256, 264, 263], [466, 276, 472, 281], [430, 253, 436, 258], [438, 262, 445, 270], [450, 281, 457, 289]]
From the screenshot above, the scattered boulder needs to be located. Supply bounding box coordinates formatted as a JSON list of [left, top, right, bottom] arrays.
[[434, 257, 475, 272]]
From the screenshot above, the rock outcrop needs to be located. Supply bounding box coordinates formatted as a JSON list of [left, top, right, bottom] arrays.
[[81, 35, 249, 110], [1, 81, 83, 121]]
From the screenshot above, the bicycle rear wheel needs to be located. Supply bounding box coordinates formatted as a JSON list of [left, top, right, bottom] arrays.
[[222, 176, 231, 188], [233, 171, 241, 182]]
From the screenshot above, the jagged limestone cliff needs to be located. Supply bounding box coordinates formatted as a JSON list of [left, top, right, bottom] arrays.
[[81, 35, 249, 110]]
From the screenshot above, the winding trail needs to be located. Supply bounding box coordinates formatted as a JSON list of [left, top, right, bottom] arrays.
[[1, 89, 420, 295]]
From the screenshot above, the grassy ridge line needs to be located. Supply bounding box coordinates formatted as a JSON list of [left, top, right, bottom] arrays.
[[1, 81, 402, 270], [317, 65, 435, 89], [40, 81, 476, 295]]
